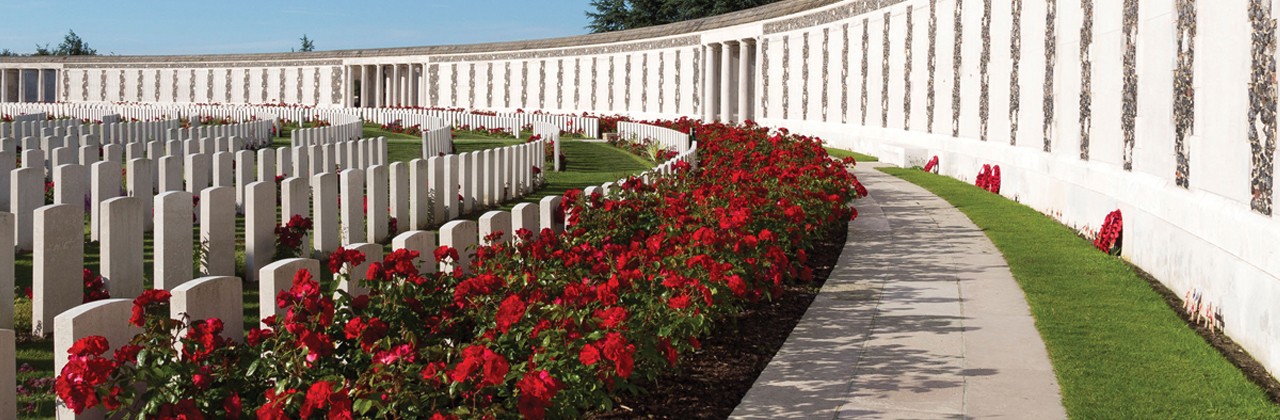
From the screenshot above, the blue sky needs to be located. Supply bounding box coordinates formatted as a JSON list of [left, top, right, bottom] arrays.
[[1, 0, 594, 56]]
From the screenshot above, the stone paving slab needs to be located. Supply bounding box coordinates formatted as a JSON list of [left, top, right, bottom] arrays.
[[732, 164, 1066, 419]]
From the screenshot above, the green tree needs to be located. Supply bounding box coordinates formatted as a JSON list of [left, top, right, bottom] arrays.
[[0, 49, 17, 56], [33, 43, 52, 56], [586, 0, 782, 33], [299, 34, 315, 52], [586, 0, 629, 33], [54, 30, 96, 56]]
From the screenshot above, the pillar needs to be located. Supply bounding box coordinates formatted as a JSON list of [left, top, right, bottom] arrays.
[[375, 64, 385, 108], [738, 39, 753, 123], [360, 65, 372, 108], [16, 70, 25, 103], [391, 64, 401, 107], [36, 68, 45, 103], [0, 69, 7, 103], [702, 45, 714, 122], [720, 42, 733, 123], [344, 65, 355, 107]]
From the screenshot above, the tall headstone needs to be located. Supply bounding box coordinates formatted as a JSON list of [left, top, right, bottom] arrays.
[[9, 168, 40, 251], [184, 153, 211, 195], [409, 159, 429, 230], [428, 156, 446, 225], [339, 169, 364, 245], [199, 187, 235, 276], [154, 191, 193, 290], [389, 162, 408, 235], [257, 147, 276, 182], [443, 154, 460, 219], [366, 165, 389, 243], [0, 213, 12, 328], [126, 158, 153, 231], [100, 197, 144, 298], [244, 181, 275, 283], [90, 160, 122, 242], [158, 155, 182, 192], [33, 204, 83, 336], [0, 329, 13, 419], [234, 150, 254, 213], [212, 151, 233, 187], [312, 173, 339, 254]]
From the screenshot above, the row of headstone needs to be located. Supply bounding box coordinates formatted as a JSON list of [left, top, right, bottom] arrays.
[[290, 121, 363, 147], [532, 122, 561, 171], [422, 126, 453, 158], [39, 185, 571, 418]]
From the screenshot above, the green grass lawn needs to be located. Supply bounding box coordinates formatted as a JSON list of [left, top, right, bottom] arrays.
[[13, 126, 650, 418], [824, 146, 878, 162], [880, 167, 1280, 419]]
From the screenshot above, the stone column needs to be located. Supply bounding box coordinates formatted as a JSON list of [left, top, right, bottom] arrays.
[[738, 39, 753, 123], [344, 65, 355, 108], [16, 70, 24, 103], [702, 45, 714, 121], [391, 64, 401, 107], [410, 65, 421, 107], [720, 41, 734, 123], [360, 64, 371, 108], [375, 64, 385, 108], [36, 68, 44, 103], [0, 68, 7, 102]]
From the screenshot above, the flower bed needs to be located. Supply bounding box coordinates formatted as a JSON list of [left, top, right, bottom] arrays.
[[57, 120, 861, 418]]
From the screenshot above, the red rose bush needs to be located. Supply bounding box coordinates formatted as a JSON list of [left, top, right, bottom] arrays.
[[57, 119, 861, 418]]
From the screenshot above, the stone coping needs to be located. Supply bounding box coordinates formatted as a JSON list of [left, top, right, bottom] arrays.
[[0, 0, 846, 64]]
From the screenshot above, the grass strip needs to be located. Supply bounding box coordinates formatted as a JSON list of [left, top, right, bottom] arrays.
[[879, 167, 1280, 419]]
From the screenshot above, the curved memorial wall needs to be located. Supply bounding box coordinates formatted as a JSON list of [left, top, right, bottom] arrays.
[[1, 0, 1278, 378]]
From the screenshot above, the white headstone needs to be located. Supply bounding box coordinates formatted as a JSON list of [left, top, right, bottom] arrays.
[[539, 195, 564, 235], [340, 169, 364, 245], [391, 230, 437, 276], [0, 329, 13, 419], [154, 191, 194, 290], [234, 150, 255, 213], [33, 204, 84, 336], [312, 173, 339, 254], [389, 162, 408, 235], [366, 165, 389, 243], [126, 158, 153, 231], [90, 160, 122, 242], [100, 197, 144, 299], [479, 211, 513, 246], [257, 148, 275, 182], [337, 243, 381, 297], [439, 220, 478, 275], [199, 187, 235, 276], [511, 202, 539, 242], [443, 154, 460, 219], [184, 153, 211, 195], [212, 151, 233, 187], [245, 181, 276, 283], [258, 258, 320, 327], [171, 276, 243, 342], [53, 299, 138, 420], [0, 214, 12, 328]]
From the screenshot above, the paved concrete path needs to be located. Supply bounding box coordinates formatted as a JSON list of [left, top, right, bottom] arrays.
[[732, 164, 1067, 419]]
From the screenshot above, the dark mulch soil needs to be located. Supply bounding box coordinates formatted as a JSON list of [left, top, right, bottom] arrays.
[[1133, 266, 1280, 404], [590, 222, 849, 419]]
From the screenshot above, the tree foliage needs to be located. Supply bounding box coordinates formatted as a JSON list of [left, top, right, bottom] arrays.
[[55, 30, 96, 55], [586, 0, 782, 32], [299, 34, 315, 52]]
